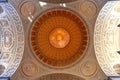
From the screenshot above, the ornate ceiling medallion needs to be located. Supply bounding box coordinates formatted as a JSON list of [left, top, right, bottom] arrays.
[[0, 3, 24, 77], [94, 1, 120, 76], [39, 0, 78, 3], [31, 9, 88, 67], [20, 1, 35, 17]]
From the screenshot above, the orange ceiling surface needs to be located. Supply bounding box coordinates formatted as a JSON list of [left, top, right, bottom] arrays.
[[31, 9, 88, 67]]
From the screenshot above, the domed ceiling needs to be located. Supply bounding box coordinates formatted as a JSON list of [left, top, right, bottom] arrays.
[[94, 1, 120, 76], [0, 0, 108, 80], [30, 9, 88, 67]]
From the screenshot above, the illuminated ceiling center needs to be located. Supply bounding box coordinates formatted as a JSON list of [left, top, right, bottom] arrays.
[[49, 28, 70, 48]]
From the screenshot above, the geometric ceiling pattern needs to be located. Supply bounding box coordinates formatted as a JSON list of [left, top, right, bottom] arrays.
[[0, 0, 109, 80], [0, 3, 24, 77], [94, 1, 120, 76], [31, 9, 88, 67]]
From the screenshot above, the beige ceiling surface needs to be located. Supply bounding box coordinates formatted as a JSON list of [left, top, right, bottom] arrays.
[[0, 0, 108, 80]]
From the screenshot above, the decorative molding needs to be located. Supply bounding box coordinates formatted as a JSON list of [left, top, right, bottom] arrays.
[[81, 60, 98, 77], [21, 60, 39, 77], [19, 1, 36, 17], [0, 3, 24, 77], [94, 1, 120, 76], [80, 0, 98, 18]]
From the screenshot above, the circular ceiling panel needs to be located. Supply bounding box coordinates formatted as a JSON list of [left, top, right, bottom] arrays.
[[94, 1, 120, 76], [31, 9, 88, 67], [0, 3, 24, 77], [20, 1, 36, 18], [39, 0, 78, 3], [36, 73, 85, 80]]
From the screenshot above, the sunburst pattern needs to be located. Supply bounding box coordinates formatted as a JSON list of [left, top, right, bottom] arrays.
[[31, 9, 88, 67]]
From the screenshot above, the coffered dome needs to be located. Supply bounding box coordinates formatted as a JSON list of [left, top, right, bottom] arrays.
[[30, 9, 88, 67]]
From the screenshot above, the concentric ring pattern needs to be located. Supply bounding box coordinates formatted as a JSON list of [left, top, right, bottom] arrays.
[[39, 0, 78, 3], [31, 9, 88, 67]]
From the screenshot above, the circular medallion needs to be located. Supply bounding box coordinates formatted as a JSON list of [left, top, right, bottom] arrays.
[[39, 0, 78, 3], [20, 1, 35, 17], [31, 9, 88, 67], [80, 0, 97, 17], [81, 61, 98, 77], [21, 61, 38, 77]]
